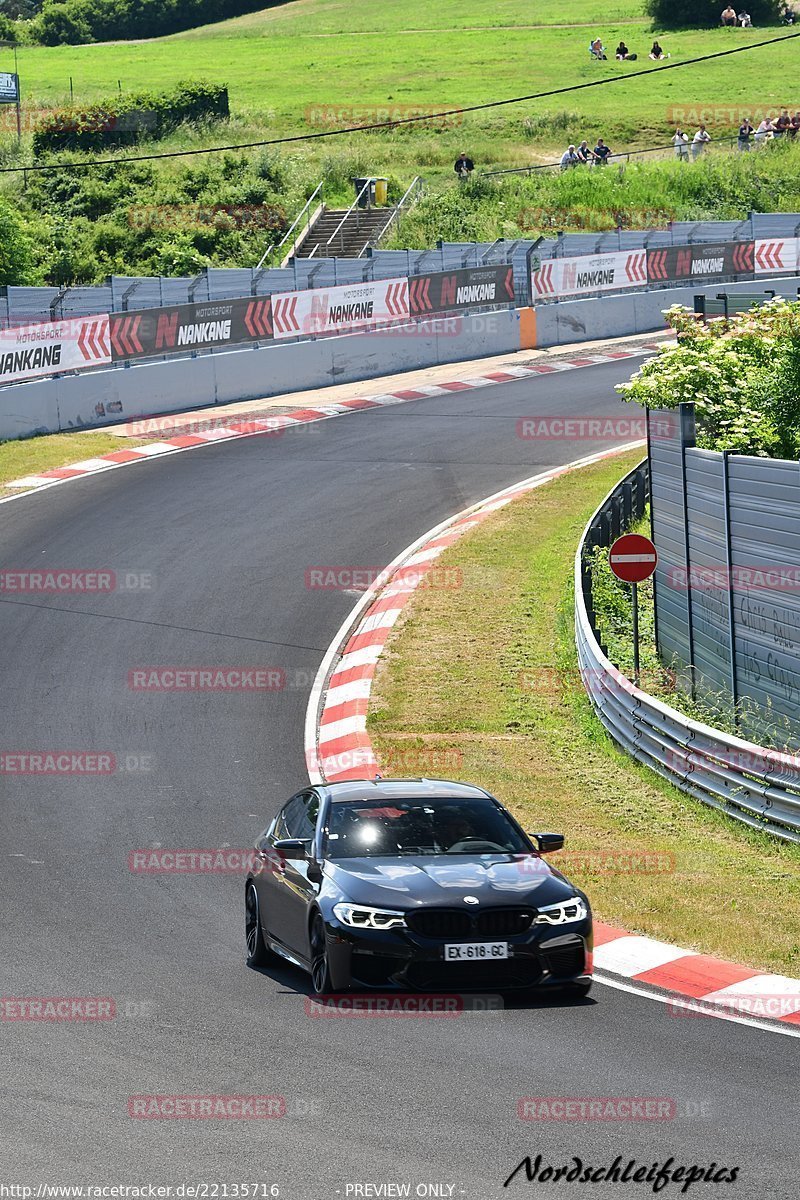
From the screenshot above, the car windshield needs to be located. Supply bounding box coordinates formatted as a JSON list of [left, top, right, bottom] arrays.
[[324, 798, 531, 859]]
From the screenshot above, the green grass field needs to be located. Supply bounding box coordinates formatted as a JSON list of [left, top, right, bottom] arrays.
[[6, 0, 800, 172], [2, 1, 800, 282], [367, 450, 800, 974]]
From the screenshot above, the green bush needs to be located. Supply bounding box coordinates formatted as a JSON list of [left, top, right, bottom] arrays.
[[617, 300, 800, 457], [644, 0, 784, 29], [31, 80, 229, 154], [0, 195, 34, 284], [30, 0, 275, 44]]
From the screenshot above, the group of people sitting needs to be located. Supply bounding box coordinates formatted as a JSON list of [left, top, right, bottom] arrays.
[[737, 111, 800, 147], [560, 138, 613, 169], [589, 37, 668, 61], [720, 6, 753, 24]]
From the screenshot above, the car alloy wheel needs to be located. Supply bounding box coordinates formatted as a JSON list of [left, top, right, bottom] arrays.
[[245, 882, 271, 967], [310, 914, 334, 994]]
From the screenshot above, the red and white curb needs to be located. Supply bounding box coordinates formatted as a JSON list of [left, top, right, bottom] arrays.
[[304, 445, 800, 1035], [1, 345, 663, 500]]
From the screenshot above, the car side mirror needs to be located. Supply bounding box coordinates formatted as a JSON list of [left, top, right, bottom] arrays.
[[529, 832, 564, 854], [273, 838, 309, 858]]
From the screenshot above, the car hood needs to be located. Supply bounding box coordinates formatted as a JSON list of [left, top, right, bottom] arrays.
[[327, 854, 577, 909]]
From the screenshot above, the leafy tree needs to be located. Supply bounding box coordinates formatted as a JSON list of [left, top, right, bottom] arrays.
[[35, 2, 92, 44], [0, 195, 34, 284], [645, 0, 784, 29]]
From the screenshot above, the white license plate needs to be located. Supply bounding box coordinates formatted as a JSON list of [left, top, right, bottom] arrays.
[[444, 941, 508, 961]]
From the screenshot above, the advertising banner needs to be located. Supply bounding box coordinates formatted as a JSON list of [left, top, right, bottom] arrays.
[[270, 278, 409, 340], [0, 315, 110, 385], [409, 265, 515, 315], [532, 251, 647, 299], [647, 242, 754, 284], [754, 238, 800, 275], [109, 296, 273, 362], [0, 72, 19, 104]]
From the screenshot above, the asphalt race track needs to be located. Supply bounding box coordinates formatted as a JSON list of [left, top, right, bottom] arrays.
[[0, 360, 795, 1198]]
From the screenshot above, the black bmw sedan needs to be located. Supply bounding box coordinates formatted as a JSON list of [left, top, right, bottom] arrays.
[[245, 778, 593, 995]]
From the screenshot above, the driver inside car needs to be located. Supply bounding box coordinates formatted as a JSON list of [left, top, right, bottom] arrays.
[[435, 809, 477, 851]]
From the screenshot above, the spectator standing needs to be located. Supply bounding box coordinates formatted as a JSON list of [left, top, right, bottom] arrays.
[[650, 41, 666, 60], [454, 152, 474, 179], [673, 128, 690, 160], [692, 124, 711, 159], [775, 109, 791, 137], [754, 117, 774, 146], [576, 139, 596, 164], [593, 136, 612, 165], [738, 117, 754, 150], [790, 111, 800, 139], [721, 5, 737, 23], [560, 144, 581, 170]]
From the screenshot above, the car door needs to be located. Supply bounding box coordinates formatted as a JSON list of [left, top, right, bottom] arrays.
[[266, 790, 321, 960]]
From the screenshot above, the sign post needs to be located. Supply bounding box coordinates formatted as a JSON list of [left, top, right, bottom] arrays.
[[0, 41, 20, 144], [609, 533, 658, 685]]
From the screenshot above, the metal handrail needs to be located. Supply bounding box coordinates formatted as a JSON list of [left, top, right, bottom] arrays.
[[484, 134, 743, 178], [327, 178, 373, 253], [256, 181, 323, 270], [575, 463, 800, 842], [357, 176, 422, 258]]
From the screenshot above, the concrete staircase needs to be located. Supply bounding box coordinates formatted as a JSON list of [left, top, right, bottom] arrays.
[[295, 205, 394, 259]]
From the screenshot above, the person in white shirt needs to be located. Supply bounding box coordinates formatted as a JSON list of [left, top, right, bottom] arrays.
[[560, 144, 580, 169], [754, 117, 774, 146], [673, 128, 689, 160], [692, 124, 711, 159]]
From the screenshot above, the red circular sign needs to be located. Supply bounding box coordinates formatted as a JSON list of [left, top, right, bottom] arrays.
[[608, 533, 658, 583]]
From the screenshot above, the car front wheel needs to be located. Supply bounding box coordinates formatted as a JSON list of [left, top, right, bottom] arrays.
[[245, 882, 272, 967], [310, 913, 336, 995]]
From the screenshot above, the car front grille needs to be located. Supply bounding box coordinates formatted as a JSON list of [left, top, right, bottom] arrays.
[[477, 907, 534, 936], [406, 906, 535, 939], [405, 958, 543, 992], [406, 909, 473, 939]]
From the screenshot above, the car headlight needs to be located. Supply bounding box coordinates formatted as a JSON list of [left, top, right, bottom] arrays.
[[533, 896, 588, 925], [332, 903, 407, 930]]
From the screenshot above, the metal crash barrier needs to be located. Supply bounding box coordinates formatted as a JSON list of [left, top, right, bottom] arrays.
[[575, 463, 800, 842]]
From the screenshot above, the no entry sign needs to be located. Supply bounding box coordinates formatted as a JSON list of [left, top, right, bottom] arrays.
[[609, 533, 658, 584]]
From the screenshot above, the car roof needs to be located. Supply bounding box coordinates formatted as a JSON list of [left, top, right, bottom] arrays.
[[320, 778, 495, 804]]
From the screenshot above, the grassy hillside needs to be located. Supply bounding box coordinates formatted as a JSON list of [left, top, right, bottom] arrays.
[[7, 0, 799, 161], [1, 0, 799, 283]]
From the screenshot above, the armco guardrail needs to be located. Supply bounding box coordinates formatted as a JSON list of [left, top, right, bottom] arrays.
[[575, 463, 800, 843]]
